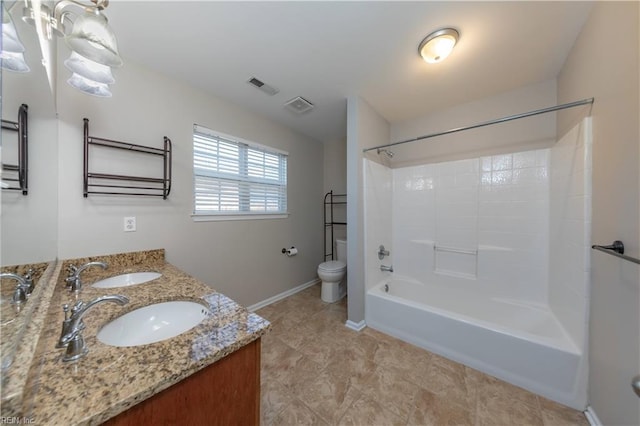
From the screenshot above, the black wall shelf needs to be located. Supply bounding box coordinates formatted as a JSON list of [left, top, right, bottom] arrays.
[[83, 118, 172, 199], [1, 104, 28, 195]]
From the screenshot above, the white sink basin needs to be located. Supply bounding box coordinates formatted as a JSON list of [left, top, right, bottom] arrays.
[[97, 301, 210, 347], [92, 272, 161, 289]]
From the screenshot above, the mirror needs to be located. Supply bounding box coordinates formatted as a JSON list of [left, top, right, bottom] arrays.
[[1, 2, 58, 375], [2, 3, 58, 266]]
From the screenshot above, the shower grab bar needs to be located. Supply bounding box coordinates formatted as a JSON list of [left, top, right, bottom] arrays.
[[363, 98, 594, 153], [592, 241, 640, 265], [434, 245, 478, 255]]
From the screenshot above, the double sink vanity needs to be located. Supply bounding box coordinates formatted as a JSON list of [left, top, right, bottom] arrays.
[[0, 249, 270, 425]]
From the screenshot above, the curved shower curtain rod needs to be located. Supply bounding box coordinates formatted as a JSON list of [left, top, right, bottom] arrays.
[[363, 97, 594, 153]]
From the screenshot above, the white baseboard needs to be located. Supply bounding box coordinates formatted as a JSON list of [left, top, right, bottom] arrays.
[[584, 405, 602, 426], [345, 319, 366, 332], [247, 278, 320, 312]]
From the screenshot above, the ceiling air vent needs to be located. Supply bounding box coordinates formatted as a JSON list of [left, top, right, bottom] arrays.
[[284, 96, 314, 114], [247, 76, 279, 96]]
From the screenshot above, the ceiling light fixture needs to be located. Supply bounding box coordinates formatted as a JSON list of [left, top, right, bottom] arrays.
[[2, 0, 122, 96], [418, 28, 459, 64]]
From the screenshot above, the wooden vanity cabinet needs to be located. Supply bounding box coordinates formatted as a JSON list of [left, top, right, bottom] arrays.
[[104, 339, 261, 426]]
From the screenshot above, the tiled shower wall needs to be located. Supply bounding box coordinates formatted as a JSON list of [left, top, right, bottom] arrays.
[[549, 118, 592, 348], [364, 119, 591, 350], [363, 159, 392, 291], [390, 149, 551, 305]]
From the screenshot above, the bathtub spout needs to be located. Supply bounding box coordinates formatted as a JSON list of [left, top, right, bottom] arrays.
[[380, 265, 394, 273]]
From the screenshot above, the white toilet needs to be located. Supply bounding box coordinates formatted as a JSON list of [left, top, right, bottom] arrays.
[[317, 239, 347, 303]]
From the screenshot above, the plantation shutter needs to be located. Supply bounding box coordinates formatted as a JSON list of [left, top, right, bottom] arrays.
[[193, 125, 287, 215]]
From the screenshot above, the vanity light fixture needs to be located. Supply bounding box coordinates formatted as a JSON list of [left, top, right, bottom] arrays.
[[1, 6, 30, 72], [4, 0, 123, 96], [67, 72, 112, 97], [2, 6, 26, 52], [65, 51, 115, 84], [418, 28, 459, 64], [0, 50, 31, 72]]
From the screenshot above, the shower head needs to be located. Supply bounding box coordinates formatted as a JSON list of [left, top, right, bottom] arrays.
[[377, 148, 394, 158]]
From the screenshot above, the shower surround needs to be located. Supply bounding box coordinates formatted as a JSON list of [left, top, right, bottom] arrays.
[[364, 118, 592, 409]]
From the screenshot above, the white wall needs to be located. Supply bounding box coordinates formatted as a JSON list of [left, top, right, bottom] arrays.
[[55, 51, 324, 307], [323, 137, 347, 245], [388, 80, 557, 167], [323, 138, 347, 196], [557, 3, 639, 424]]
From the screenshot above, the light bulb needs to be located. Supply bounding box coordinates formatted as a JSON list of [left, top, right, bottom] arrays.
[[67, 73, 112, 97], [64, 51, 115, 84], [418, 28, 459, 64]]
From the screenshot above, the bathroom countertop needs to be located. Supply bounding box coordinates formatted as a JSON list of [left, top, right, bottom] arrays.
[[1, 260, 59, 417], [19, 249, 270, 425]]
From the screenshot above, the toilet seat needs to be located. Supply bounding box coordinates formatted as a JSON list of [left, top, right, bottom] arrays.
[[318, 260, 346, 272]]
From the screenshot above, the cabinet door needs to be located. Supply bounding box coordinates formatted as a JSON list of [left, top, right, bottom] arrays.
[[105, 339, 260, 426]]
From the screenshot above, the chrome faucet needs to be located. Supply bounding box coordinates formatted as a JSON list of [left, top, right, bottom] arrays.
[[378, 245, 390, 260], [57, 295, 129, 362], [66, 261, 107, 292], [1, 272, 30, 304], [380, 264, 394, 273]]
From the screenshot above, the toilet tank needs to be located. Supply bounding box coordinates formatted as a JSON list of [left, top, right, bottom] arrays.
[[335, 239, 347, 264]]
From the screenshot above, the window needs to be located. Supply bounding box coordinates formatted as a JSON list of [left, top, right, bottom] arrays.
[[193, 124, 288, 219]]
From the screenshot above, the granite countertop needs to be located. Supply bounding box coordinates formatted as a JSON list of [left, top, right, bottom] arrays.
[[1, 261, 59, 418], [19, 249, 270, 425], [1, 262, 49, 327]]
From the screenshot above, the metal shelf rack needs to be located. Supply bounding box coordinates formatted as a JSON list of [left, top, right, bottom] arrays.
[[83, 118, 172, 199], [323, 190, 347, 261], [1, 104, 28, 195]]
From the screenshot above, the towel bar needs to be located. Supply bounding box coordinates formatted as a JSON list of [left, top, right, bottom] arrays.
[[592, 241, 640, 265]]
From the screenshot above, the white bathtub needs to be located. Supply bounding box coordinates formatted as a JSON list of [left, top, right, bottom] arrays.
[[365, 278, 587, 409]]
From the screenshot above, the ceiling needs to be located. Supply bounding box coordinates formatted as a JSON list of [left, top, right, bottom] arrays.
[[106, 1, 593, 143]]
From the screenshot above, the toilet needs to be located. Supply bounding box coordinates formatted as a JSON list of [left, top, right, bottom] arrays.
[[317, 239, 347, 303]]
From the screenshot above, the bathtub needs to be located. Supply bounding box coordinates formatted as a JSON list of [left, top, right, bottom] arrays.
[[365, 278, 587, 409]]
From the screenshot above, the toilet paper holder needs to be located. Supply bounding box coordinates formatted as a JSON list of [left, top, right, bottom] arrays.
[[282, 247, 298, 256]]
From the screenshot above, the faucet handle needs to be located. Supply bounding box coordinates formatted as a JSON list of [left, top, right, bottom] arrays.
[[12, 286, 27, 304], [56, 304, 72, 349], [378, 245, 390, 260], [71, 300, 84, 313], [67, 264, 78, 276], [68, 277, 81, 292], [65, 266, 78, 286], [23, 269, 35, 295], [60, 322, 85, 346]]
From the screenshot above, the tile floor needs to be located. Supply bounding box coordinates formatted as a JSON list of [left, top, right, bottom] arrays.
[[255, 284, 590, 426]]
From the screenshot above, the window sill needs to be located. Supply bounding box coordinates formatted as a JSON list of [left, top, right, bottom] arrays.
[[191, 213, 289, 222]]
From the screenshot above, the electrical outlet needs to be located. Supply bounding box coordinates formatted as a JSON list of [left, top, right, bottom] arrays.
[[124, 216, 136, 232]]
